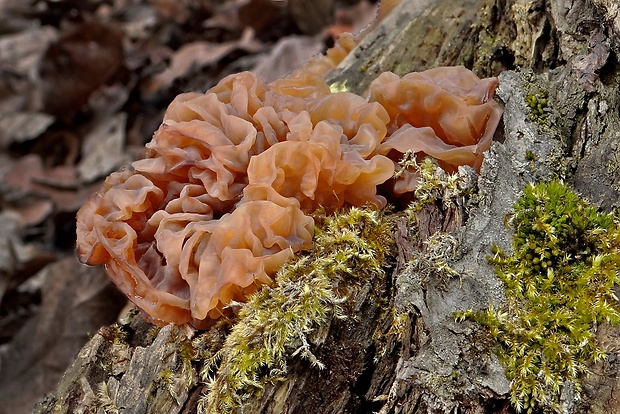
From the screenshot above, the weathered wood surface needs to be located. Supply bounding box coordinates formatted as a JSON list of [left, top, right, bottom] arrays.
[[35, 0, 620, 413]]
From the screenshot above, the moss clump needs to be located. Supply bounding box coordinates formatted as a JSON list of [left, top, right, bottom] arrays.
[[525, 150, 537, 161], [525, 90, 548, 124], [457, 181, 620, 413], [198, 206, 396, 414]]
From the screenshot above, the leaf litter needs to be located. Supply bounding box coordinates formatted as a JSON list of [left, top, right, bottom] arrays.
[[0, 0, 380, 412]]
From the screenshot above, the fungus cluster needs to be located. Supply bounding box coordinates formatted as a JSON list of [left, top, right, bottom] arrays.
[[76, 35, 502, 328]]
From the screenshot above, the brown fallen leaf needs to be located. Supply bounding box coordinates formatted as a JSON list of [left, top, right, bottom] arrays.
[[204, 0, 246, 39], [0, 26, 58, 113], [3, 198, 54, 227], [0, 211, 55, 308], [332, 0, 378, 36], [0, 212, 21, 306], [77, 113, 129, 183], [153, 0, 213, 24], [114, 1, 161, 41], [3, 154, 101, 216], [0, 257, 126, 414], [36, 20, 124, 120], [239, 0, 293, 38], [288, 0, 334, 35], [144, 27, 264, 96], [3, 155, 48, 198]]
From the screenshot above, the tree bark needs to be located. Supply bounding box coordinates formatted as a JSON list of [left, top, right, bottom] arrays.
[[34, 0, 620, 413]]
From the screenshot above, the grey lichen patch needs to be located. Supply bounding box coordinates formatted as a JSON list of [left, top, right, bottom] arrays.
[[198, 206, 396, 414], [406, 231, 461, 291], [567, 85, 620, 209], [496, 70, 569, 182], [457, 181, 620, 413]]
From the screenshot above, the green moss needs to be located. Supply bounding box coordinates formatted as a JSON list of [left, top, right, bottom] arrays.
[[155, 369, 181, 405], [525, 150, 537, 161], [456, 181, 620, 413], [197, 206, 396, 414], [525, 89, 549, 124], [175, 337, 199, 392]]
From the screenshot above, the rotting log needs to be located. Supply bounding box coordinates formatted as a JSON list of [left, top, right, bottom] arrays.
[[35, 0, 620, 413]]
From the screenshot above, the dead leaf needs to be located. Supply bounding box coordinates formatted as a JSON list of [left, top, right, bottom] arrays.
[[153, 0, 213, 24], [288, 0, 334, 35], [117, 1, 160, 41], [252, 35, 324, 82], [78, 113, 129, 183], [144, 28, 263, 96], [239, 0, 291, 37], [87, 83, 130, 123], [3, 199, 54, 227], [0, 26, 57, 75], [0, 212, 20, 306], [29, 129, 81, 168], [0, 210, 55, 308], [204, 0, 245, 38], [333, 0, 378, 36], [2, 154, 45, 198], [36, 20, 124, 120], [3, 154, 100, 214], [0, 257, 126, 414], [0, 112, 55, 149]]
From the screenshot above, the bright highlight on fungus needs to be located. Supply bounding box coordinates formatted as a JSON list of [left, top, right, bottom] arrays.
[[75, 34, 502, 329]]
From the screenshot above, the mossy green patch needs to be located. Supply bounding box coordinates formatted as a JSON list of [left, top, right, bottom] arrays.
[[525, 89, 549, 124], [456, 181, 620, 413]]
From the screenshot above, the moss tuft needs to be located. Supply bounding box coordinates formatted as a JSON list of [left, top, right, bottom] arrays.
[[96, 382, 120, 414], [456, 181, 620, 413], [198, 206, 396, 413], [401, 157, 477, 220], [525, 90, 549, 124], [525, 150, 537, 161]]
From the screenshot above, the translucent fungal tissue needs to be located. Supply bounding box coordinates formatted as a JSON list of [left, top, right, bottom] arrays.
[[76, 42, 502, 327], [371, 66, 503, 194]]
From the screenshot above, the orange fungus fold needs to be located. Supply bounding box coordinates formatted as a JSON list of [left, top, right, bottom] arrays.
[[76, 36, 502, 327]]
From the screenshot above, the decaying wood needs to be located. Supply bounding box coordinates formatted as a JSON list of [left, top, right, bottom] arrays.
[[35, 0, 620, 413]]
